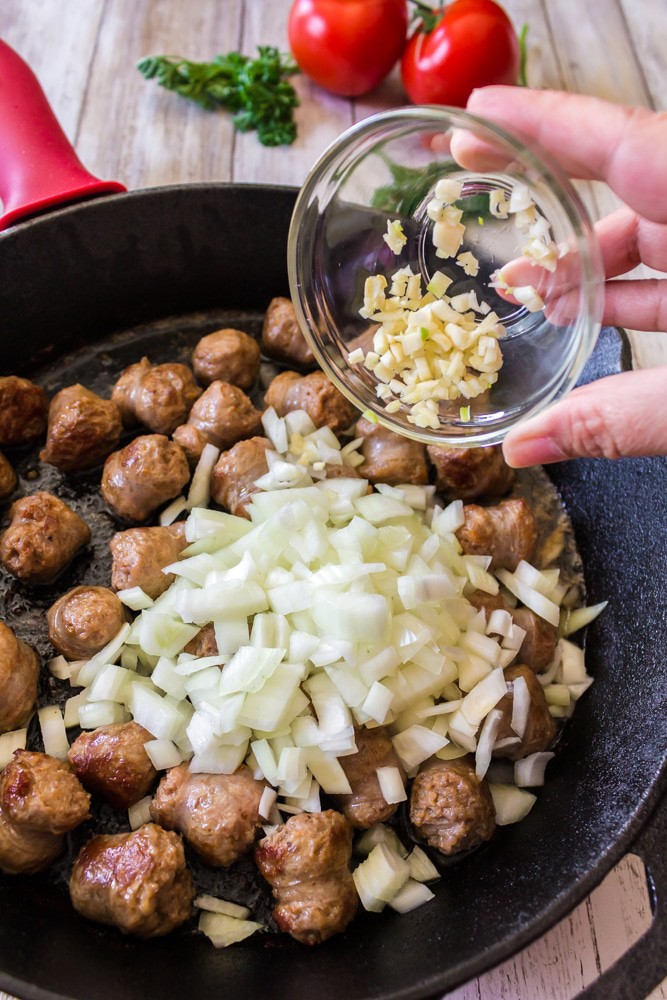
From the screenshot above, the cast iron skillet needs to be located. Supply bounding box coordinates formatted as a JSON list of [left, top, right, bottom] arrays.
[[0, 41, 665, 1000]]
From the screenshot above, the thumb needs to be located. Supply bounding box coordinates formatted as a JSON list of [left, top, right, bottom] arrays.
[[502, 367, 667, 466]]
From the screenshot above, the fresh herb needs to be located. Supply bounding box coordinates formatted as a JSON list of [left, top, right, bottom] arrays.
[[137, 46, 300, 147], [518, 23, 529, 87], [372, 160, 453, 216]]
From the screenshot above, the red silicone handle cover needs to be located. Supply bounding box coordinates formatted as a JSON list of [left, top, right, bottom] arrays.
[[0, 39, 126, 230]]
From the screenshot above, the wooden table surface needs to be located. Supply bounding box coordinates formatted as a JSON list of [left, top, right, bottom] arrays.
[[1, 1, 666, 998]]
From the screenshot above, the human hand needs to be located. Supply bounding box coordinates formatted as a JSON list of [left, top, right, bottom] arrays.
[[454, 86, 667, 467]]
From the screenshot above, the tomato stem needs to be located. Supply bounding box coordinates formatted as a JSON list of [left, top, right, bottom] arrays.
[[518, 23, 529, 87], [407, 0, 440, 34]]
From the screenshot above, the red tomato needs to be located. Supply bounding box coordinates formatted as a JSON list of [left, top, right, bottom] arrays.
[[288, 0, 408, 98], [401, 0, 520, 107]]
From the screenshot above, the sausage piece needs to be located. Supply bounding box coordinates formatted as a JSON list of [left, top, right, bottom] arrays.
[[0, 492, 91, 584], [0, 623, 39, 734], [410, 757, 495, 856], [0, 751, 90, 875], [355, 417, 428, 486], [183, 623, 218, 658], [0, 453, 17, 500], [69, 823, 193, 938], [492, 664, 557, 761], [39, 385, 122, 471], [468, 590, 558, 673], [192, 328, 261, 389], [150, 763, 264, 867], [264, 371, 357, 435], [101, 435, 190, 522], [261, 297, 314, 367], [456, 498, 538, 571], [333, 727, 406, 829], [112, 357, 201, 436], [110, 523, 187, 599], [173, 381, 263, 466], [210, 436, 270, 518], [68, 722, 157, 809], [255, 810, 357, 946], [427, 445, 515, 501], [47, 586, 126, 660], [0, 377, 49, 447]]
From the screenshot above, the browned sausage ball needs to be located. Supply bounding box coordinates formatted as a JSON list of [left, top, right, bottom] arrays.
[[0, 453, 17, 500], [456, 498, 538, 571], [255, 810, 357, 946], [47, 586, 126, 660], [109, 523, 187, 599], [172, 381, 263, 466], [68, 722, 157, 809], [150, 763, 265, 867], [410, 756, 496, 856], [264, 371, 358, 435], [192, 328, 261, 389], [0, 492, 91, 585], [101, 435, 190, 522], [0, 751, 91, 875], [0, 377, 48, 447], [427, 445, 515, 501], [39, 385, 123, 471], [261, 297, 314, 367], [112, 357, 201, 436], [0, 622, 39, 734], [492, 664, 557, 761], [69, 823, 194, 938], [355, 417, 428, 486], [210, 436, 270, 518], [183, 623, 218, 658], [333, 727, 406, 829]]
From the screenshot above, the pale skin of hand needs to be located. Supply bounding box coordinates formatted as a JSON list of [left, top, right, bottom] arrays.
[[453, 86, 667, 467]]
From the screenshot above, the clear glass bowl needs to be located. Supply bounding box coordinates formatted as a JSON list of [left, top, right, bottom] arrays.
[[287, 107, 605, 447]]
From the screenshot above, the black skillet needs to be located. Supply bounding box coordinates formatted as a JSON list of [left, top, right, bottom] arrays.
[[0, 40, 665, 1000]]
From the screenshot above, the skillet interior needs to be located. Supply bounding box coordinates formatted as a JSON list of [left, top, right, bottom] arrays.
[[0, 185, 665, 1000]]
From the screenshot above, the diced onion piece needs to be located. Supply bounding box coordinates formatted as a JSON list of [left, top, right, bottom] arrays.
[[79, 701, 128, 730], [128, 795, 153, 830], [187, 443, 221, 510], [159, 496, 188, 526], [561, 601, 607, 637], [305, 748, 352, 795], [496, 570, 560, 626], [87, 622, 132, 668], [261, 407, 289, 454], [475, 708, 503, 779], [117, 586, 154, 611], [489, 783, 537, 825], [514, 751, 554, 787], [353, 843, 410, 912], [38, 706, 69, 761], [64, 691, 88, 728], [47, 655, 72, 680], [376, 765, 407, 804], [544, 684, 571, 707], [459, 667, 507, 727], [510, 675, 530, 738], [392, 725, 448, 770], [407, 846, 440, 883], [258, 786, 277, 820], [144, 738, 184, 771], [355, 824, 408, 858], [432, 500, 464, 534], [0, 728, 27, 769], [388, 878, 435, 913], [198, 911, 263, 948], [194, 896, 251, 920]]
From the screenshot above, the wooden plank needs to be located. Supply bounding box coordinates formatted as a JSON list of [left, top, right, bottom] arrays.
[[618, 0, 667, 111], [0, 0, 105, 141], [76, 0, 244, 189], [232, 0, 353, 187]]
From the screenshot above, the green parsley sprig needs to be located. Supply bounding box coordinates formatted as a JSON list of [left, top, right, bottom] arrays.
[[137, 46, 300, 147]]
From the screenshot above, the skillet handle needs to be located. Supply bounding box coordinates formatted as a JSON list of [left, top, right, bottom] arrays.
[[577, 793, 667, 1000], [0, 39, 125, 230]]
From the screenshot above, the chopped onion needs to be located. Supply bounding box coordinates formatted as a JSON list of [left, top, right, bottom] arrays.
[[353, 843, 410, 912], [258, 786, 277, 820], [496, 570, 560, 627], [194, 896, 251, 920], [489, 783, 537, 825], [475, 708, 503, 779], [0, 728, 27, 769], [78, 701, 128, 730], [407, 846, 440, 883], [376, 766, 407, 804], [198, 911, 263, 947], [144, 738, 184, 771], [128, 795, 153, 830], [117, 587, 154, 612], [392, 725, 448, 770], [561, 601, 607, 637], [510, 675, 530, 738], [159, 496, 188, 526], [515, 752, 554, 787], [38, 706, 69, 760], [355, 824, 408, 858], [388, 879, 435, 913]]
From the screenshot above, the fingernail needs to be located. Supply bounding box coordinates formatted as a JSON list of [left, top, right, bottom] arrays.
[[503, 435, 567, 468]]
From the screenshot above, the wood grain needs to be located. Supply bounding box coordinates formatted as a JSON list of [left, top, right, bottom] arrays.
[[0, 1, 665, 998]]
